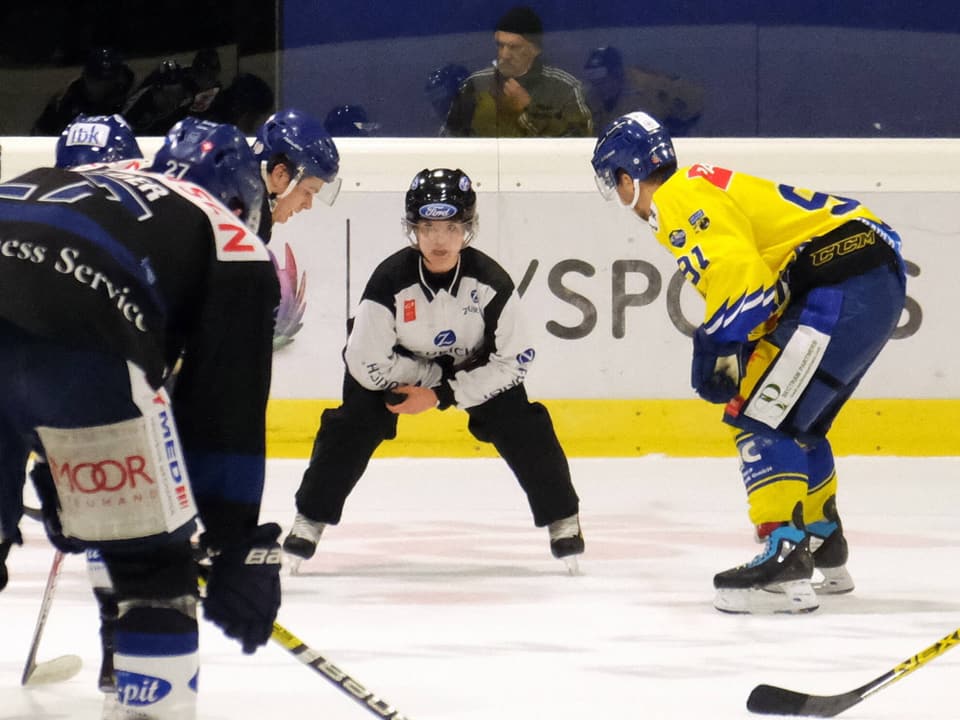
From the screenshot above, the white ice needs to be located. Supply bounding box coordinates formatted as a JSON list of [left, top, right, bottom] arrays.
[[2, 456, 959, 719]]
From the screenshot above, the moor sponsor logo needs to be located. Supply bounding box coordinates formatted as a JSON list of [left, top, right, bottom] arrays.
[[49, 454, 155, 494]]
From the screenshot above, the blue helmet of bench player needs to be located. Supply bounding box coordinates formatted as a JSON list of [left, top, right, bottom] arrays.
[[403, 168, 477, 247], [55, 113, 143, 168], [424, 63, 468, 118], [324, 104, 378, 137], [253, 108, 341, 205], [591, 111, 677, 206], [151, 117, 264, 233]]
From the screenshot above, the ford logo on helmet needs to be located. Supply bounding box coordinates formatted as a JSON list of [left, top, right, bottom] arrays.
[[419, 203, 458, 219]]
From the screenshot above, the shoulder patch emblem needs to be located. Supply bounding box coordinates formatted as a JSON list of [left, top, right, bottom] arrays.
[[687, 164, 733, 190], [669, 229, 687, 247]]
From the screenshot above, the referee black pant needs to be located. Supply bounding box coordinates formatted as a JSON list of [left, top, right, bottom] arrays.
[[295, 375, 579, 527]]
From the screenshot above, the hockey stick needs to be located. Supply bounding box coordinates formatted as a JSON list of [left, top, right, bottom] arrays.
[[269, 620, 411, 719], [21, 550, 83, 686], [747, 627, 960, 716], [197, 570, 411, 719]]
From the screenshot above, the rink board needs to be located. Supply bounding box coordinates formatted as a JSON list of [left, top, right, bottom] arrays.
[[267, 397, 960, 457]]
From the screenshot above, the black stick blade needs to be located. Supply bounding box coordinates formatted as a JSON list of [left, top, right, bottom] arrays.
[[747, 684, 863, 717]]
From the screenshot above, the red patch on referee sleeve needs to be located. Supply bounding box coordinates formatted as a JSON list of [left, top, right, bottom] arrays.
[[403, 299, 416, 322]]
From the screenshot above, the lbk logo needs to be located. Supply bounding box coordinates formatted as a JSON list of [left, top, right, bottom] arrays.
[[66, 122, 109, 147], [115, 670, 172, 707]]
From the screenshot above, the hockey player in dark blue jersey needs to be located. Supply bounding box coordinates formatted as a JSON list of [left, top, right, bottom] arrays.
[[50, 111, 147, 694], [0, 118, 281, 719], [283, 168, 583, 573]]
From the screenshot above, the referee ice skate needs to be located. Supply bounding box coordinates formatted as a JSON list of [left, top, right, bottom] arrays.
[[284, 168, 583, 571]]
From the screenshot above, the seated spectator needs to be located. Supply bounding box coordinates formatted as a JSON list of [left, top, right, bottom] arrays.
[[201, 72, 275, 135], [122, 59, 197, 135], [185, 48, 223, 114], [582, 46, 704, 136], [324, 104, 380, 137], [32, 48, 135, 136], [444, 6, 592, 137]]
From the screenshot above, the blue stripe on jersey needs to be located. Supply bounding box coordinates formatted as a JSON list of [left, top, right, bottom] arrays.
[[185, 451, 265, 503], [0, 201, 164, 311], [116, 630, 199, 657]]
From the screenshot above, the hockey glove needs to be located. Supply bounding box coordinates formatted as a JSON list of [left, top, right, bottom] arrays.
[[203, 523, 282, 654], [691, 327, 745, 404], [0, 540, 11, 591]]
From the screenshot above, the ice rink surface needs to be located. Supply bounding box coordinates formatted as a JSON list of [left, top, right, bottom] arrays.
[[2, 456, 959, 719]]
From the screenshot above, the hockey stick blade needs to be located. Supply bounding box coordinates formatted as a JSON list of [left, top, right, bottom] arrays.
[[23, 654, 83, 686], [747, 627, 960, 717], [21, 551, 82, 687], [747, 683, 866, 717]]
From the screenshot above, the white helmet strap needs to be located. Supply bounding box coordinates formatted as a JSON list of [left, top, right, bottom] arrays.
[[617, 178, 641, 211]]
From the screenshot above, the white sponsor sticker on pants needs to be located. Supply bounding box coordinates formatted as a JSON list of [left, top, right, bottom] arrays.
[[38, 405, 196, 542], [743, 324, 831, 429]]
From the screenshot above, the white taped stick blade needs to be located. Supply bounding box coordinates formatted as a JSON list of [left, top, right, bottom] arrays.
[[24, 654, 83, 686]]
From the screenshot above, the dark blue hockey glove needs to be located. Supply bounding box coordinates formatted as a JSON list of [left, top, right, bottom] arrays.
[[691, 327, 745, 404], [203, 523, 282, 654]]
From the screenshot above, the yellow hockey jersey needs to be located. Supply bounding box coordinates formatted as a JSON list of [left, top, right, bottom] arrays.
[[648, 164, 897, 343]]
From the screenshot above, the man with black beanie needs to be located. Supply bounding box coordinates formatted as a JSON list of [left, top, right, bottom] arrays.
[[444, 6, 593, 137]]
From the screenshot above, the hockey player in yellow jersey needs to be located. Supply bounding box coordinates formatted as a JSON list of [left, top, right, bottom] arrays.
[[591, 112, 906, 614]]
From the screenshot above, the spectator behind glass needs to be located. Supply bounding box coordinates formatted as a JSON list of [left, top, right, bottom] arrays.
[[185, 47, 223, 114], [122, 59, 197, 135], [443, 6, 592, 138], [324, 104, 380, 137], [201, 72, 275, 135], [123, 50, 224, 136], [32, 48, 135, 136], [583, 46, 705, 137]]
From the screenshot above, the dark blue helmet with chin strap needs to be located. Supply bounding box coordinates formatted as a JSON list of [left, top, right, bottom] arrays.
[[55, 113, 143, 168], [151, 117, 264, 233], [591, 111, 677, 205], [253, 108, 341, 205]]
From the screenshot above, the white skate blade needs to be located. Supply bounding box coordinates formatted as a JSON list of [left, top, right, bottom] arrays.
[[813, 565, 855, 594], [715, 579, 818, 614], [23, 654, 83, 686], [562, 555, 582, 576]]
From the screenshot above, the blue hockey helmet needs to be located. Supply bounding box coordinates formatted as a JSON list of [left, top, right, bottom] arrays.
[[151, 117, 264, 232], [591, 111, 677, 201], [324, 104, 378, 137], [424, 63, 468, 117], [254, 108, 341, 206], [55, 113, 143, 168], [583, 46, 624, 84]]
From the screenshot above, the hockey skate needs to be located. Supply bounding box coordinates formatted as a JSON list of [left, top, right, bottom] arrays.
[[807, 495, 854, 594], [282, 513, 325, 574], [713, 503, 817, 614], [548, 513, 584, 575]]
